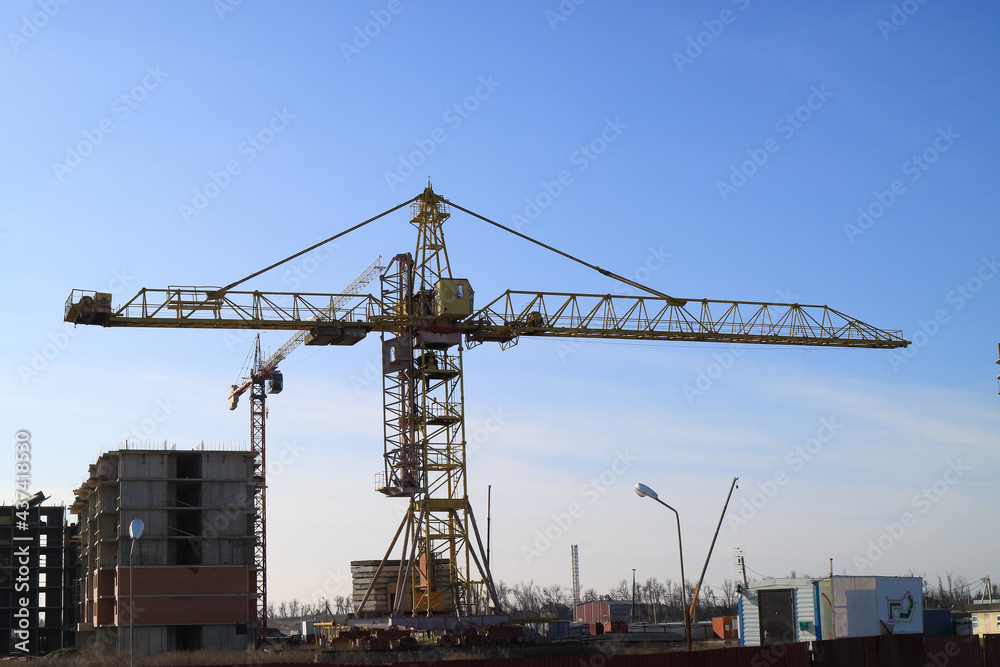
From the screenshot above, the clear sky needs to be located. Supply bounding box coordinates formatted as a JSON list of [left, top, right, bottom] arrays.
[[2, 1, 998, 608]]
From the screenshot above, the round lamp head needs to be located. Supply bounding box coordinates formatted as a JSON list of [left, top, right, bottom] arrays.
[[129, 519, 144, 539], [634, 482, 659, 500]]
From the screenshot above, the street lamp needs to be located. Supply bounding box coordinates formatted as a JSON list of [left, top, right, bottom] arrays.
[[128, 519, 144, 667], [634, 482, 691, 651]]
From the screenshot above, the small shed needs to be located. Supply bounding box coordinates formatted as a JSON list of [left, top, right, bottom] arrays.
[[739, 578, 819, 646], [575, 599, 632, 623], [738, 575, 923, 646]]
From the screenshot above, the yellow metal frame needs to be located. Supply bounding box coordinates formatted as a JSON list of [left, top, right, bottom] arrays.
[[63, 185, 911, 626]]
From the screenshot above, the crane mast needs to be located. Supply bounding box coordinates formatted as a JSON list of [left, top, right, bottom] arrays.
[[370, 190, 498, 617], [248, 337, 268, 642]]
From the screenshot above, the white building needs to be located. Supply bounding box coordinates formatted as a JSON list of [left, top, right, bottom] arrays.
[[738, 575, 922, 646]]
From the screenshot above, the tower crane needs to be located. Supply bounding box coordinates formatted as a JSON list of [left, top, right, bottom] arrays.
[[226, 257, 383, 642], [64, 186, 909, 631]]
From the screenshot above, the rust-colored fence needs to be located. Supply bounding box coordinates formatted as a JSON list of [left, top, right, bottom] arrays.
[[924, 635, 986, 667], [985, 634, 1000, 667], [188, 633, 1000, 667], [814, 634, 985, 667]]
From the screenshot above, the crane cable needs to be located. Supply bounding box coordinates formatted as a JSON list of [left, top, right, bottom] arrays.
[[443, 197, 687, 307], [209, 194, 420, 298]]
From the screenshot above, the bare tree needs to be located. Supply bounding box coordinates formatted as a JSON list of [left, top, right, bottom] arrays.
[[511, 580, 542, 612], [539, 584, 571, 618], [641, 577, 666, 623], [610, 578, 631, 601], [494, 580, 512, 612], [582, 587, 600, 602], [720, 578, 738, 612]]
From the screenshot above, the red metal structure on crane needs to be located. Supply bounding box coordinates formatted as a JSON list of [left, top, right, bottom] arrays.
[[226, 257, 383, 642]]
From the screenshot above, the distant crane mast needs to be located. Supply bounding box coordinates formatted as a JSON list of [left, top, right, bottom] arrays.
[[571, 545, 581, 608], [229, 256, 383, 642]]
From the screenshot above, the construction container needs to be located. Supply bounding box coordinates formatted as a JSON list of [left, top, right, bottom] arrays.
[[922, 609, 953, 637], [713, 615, 738, 639], [549, 621, 569, 638], [608, 621, 629, 633]]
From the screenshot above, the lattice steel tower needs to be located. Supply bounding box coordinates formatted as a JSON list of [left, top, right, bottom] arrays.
[[373, 187, 499, 616]]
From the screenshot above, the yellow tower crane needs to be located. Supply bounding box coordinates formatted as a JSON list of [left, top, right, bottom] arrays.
[[64, 186, 909, 632]]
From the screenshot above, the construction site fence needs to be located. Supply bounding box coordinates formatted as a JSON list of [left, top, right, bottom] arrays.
[[175, 633, 1000, 667]]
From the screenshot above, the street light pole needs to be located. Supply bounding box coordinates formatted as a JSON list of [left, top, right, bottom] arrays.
[[128, 519, 144, 667], [631, 568, 636, 622], [634, 483, 691, 651]]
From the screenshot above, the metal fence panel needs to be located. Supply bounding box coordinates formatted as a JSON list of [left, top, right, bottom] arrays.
[[985, 635, 1000, 667], [813, 636, 879, 667], [873, 634, 924, 667], [924, 635, 985, 667]]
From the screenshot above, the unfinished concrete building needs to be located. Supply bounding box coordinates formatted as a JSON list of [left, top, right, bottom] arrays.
[[71, 448, 257, 654], [0, 497, 78, 654]]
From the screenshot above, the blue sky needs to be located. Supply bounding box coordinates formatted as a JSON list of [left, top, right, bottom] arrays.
[[2, 1, 998, 607]]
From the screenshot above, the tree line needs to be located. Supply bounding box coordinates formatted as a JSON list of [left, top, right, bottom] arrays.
[[266, 595, 353, 621], [265, 579, 737, 622], [267, 571, 998, 621], [495, 577, 739, 622]]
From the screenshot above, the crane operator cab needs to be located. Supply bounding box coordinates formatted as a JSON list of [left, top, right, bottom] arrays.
[[434, 278, 474, 318]]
